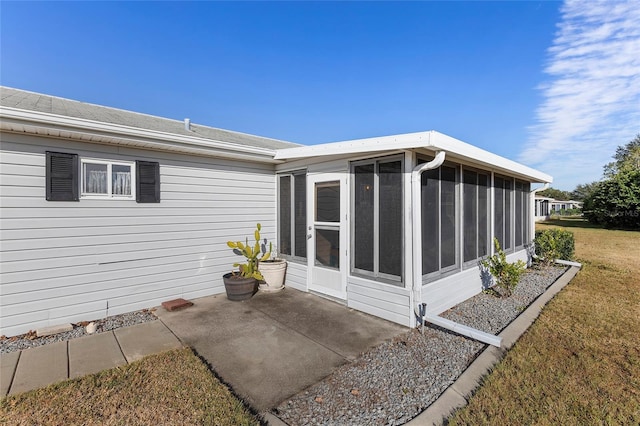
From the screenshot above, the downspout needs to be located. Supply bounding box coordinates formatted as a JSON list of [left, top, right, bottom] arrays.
[[411, 150, 503, 348], [411, 151, 446, 325]]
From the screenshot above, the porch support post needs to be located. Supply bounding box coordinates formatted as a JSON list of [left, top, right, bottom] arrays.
[[410, 151, 446, 326]]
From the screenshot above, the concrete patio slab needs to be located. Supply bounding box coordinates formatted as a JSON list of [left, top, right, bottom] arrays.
[[157, 288, 406, 411], [114, 321, 182, 363], [69, 331, 127, 379], [249, 289, 406, 360], [1, 351, 20, 397], [10, 340, 67, 395]]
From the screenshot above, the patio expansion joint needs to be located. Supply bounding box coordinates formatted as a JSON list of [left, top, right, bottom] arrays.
[[65, 341, 70, 379], [250, 304, 351, 362], [158, 318, 185, 347], [3, 350, 22, 397], [110, 330, 129, 364]]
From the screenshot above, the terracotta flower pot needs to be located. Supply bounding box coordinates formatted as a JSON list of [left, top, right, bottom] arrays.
[[223, 273, 258, 301]]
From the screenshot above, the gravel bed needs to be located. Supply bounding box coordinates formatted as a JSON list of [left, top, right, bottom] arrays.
[[1, 309, 158, 354], [274, 265, 568, 426]]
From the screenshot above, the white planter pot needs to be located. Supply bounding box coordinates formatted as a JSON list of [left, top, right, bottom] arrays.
[[258, 259, 287, 292]]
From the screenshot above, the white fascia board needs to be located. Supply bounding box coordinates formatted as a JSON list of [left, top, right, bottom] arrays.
[[429, 132, 553, 183], [273, 131, 435, 160], [274, 130, 552, 183], [0, 107, 280, 163]]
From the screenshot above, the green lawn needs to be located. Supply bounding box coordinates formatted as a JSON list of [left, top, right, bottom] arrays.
[[449, 219, 640, 425], [1, 348, 258, 425]]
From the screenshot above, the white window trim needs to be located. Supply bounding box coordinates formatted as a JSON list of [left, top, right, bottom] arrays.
[[80, 158, 136, 199], [278, 170, 307, 263], [461, 167, 491, 269], [420, 159, 461, 283], [350, 155, 404, 284]]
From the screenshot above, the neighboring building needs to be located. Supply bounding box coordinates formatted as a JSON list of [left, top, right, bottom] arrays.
[[0, 87, 552, 337], [534, 195, 583, 221], [550, 200, 583, 212], [534, 195, 553, 221]]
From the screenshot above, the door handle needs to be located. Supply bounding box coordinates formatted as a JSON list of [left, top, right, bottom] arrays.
[[307, 234, 312, 240]]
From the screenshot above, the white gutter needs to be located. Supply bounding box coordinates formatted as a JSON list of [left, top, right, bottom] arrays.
[[423, 313, 503, 347], [0, 106, 282, 163], [555, 259, 582, 268]]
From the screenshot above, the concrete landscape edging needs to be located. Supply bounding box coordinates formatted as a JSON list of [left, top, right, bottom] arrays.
[[406, 264, 582, 426]]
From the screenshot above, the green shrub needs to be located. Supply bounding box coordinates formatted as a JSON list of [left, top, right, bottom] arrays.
[[583, 169, 640, 229], [534, 229, 575, 264], [481, 238, 527, 297]]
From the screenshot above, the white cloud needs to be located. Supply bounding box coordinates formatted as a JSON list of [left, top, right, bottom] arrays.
[[520, 0, 640, 190]]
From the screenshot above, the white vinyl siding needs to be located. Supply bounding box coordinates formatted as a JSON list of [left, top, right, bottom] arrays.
[[0, 134, 277, 336], [422, 249, 529, 315], [347, 276, 411, 326]]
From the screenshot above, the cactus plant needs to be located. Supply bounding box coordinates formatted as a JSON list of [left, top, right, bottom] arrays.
[[226, 223, 272, 280]]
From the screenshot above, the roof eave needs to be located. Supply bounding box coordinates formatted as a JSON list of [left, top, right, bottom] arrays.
[[274, 130, 552, 183], [0, 106, 283, 164]]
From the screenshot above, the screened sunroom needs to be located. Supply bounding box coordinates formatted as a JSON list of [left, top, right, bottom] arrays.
[[273, 131, 551, 327]]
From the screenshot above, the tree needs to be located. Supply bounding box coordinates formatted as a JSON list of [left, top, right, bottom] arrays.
[[584, 135, 640, 229], [537, 187, 572, 200], [570, 182, 599, 201], [604, 134, 640, 177]]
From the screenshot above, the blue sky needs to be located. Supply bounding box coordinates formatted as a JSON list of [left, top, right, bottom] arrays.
[[2, 1, 639, 191]]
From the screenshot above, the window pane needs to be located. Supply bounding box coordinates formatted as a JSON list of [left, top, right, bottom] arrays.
[[315, 228, 339, 268], [112, 164, 131, 195], [478, 174, 489, 257], [421, 168, 439, 274], [316, 182, 340, 222], [379, 161, 402, 277], [504, 179, 512, 250], [515, 181, 523, 247], [463, 170, 477, 263], [440, 166, 457, 268], [523, 182, 530, 243], [294, 174, 307, 258], [494, 177, 504, 249], [279, 176, 292, 256], [354, 164, 374, 272], [84, 163, 108, 194]]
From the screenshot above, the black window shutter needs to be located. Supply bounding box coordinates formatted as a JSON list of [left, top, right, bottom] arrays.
[[46, 151, 79, 201], [136, 161, 160, 203]]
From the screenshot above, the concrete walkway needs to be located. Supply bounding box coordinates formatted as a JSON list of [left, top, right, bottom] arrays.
[[1, 321, 182, 397], [155, 288, 407, 412]]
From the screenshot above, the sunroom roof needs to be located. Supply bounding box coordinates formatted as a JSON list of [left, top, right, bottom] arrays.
[[274, 130, 552, 183]]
